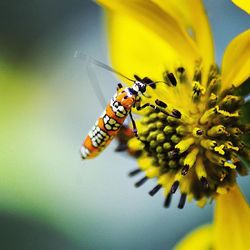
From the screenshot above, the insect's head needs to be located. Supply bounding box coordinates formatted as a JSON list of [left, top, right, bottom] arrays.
[[132, 80, 147, 94], [131, 75, 156, 96]]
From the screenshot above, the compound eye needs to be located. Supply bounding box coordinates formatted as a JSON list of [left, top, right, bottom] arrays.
[[140, 85, 146, 93]]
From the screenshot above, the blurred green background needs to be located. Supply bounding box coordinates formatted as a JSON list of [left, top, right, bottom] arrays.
[[0, 1, 250, 249]]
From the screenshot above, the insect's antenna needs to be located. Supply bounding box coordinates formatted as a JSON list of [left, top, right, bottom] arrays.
[[142, 92, 152, 98], [148, 80, 170, 87], [141, 80, 169, 99], [74, 51, 134, 83], [86, 61, 106, 108]]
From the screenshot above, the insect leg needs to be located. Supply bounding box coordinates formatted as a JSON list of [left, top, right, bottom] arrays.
[[129, 111, 140, 139], [137, 100, 182, 119], [129, 111, 148, 145], [136, 102, 168, 116]]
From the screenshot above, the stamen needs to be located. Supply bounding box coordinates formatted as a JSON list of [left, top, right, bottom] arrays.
[[172, 109, 182, 119], [193, 68, 202, 82], [217, 108, 239, 118], [200, 139, 217, 150], [175, 138, 195, 153], [205, 150, 226, 166], [219, 95, 244, 111], [228, 127, 243, 137], [176, 67, 186, 82], [224, 161, 236, 169], [164, 193, 172, 208], [148, 184, 162, 196], [178, 193, 187, 209], [181, 165, 189, 176], [225, 141, 239, 151], [207, 93, 218, 108], [214, 145, 225, 155], [167, 72, 177, 86], [200, 177, 209, 188], [192, 127, 204, 137], [207, 64, 219, 85], [200, 106, 218, 124], [183, 148, 199, 170], [170, 181, 179, 193], [177, 67, 185, 74], [155, 99, 168, 108], [219, 86, 236, 99], [195, 158, 207, 180], [192, 81, 205, 101], [207, 125, 229, 137], [207, 78, 220, 94], [128, 168, 142, 177], [134, 176, 148, 187]]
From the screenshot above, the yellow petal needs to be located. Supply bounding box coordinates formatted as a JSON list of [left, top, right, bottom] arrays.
[[97, 0, 200, 79], [221, 29, 250, 90], [214, 185, 250, 250], [232, 0, 250, 14], [104, 10, 179, 81], [175, 224, 213, 250], [152, 0, 215, 81]]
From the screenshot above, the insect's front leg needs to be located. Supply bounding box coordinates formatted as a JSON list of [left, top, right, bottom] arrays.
[[136, 100, 167, 113], [128, 111, 140, 140], [136, 99, 181, 119], [128, 111, 149, 146]]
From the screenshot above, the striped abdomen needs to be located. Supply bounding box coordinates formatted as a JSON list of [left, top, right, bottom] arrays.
[[81, 92, 130, 159]]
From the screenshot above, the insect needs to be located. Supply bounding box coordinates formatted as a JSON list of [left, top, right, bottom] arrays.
[[81, 77, 149, 159], [80, 57, 180, 159]]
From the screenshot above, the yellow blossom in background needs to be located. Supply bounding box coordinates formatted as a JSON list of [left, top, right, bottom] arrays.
[[232, 0, 250, 14], [96, 0, 250, 249]]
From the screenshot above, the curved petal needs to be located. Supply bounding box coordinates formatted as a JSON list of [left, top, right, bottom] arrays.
[[175, 224, 213, 250], [214, 185, 250, 250], [97, 0, 200, 78], [221, 29, 250, 90], [104, 10, 181, 81], [105, 10, 198, 111], [152, 0, 215, 80], [232, 0, 250, 14]]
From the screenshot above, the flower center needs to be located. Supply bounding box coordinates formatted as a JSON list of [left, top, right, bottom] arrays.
[[124, 64, 249, 208]]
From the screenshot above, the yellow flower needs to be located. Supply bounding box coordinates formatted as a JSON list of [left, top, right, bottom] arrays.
[[232, 0, 250, 14], [96, 0, 250, 209], [175, 185, 250, 250]]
